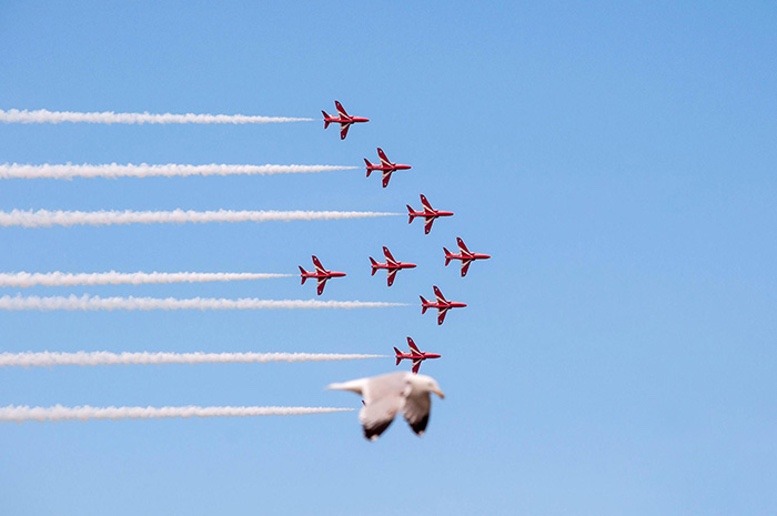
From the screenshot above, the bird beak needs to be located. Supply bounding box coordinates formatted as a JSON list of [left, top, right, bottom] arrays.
[[433, 388, 445, 399]]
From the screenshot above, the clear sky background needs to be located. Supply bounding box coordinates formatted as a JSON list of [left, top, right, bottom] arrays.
[[1, 2, 775, 515]]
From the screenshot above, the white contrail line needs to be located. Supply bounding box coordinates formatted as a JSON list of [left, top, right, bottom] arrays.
[[0, 108, 313, 124], [0, 295, 407, 311], [0, 163, 358, 180], [0, 405, 353, 422], [0, 209, 400, 228], [0, 351, 386, 367], [0, 271, 293, 288]]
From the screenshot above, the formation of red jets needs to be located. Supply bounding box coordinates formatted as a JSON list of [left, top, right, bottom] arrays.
[[314, 101, 491, 374]]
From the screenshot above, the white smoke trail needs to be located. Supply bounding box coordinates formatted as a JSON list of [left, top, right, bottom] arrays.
[[0, 294, 407, 311], [0, 163, 358, 180], [0, 271, 292, 288], [0, 209, 400, 228], [0, 405, 352, 422], [0, 108, 313, 124], [0, 351, 386, 367]]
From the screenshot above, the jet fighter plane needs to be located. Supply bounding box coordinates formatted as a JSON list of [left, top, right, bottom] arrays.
[[299, 255, 346, 295], [420, 285, 467, 325], [394, 337, 441, 374], [369, 246, 417, 287], [322, 100, 369, 140], [406, 194, 454, 235], [364, 147, 412, 188], [444, 237, 492, 277]]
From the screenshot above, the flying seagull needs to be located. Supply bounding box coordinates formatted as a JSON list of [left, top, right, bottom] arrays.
[[327, 371, 445, 441]]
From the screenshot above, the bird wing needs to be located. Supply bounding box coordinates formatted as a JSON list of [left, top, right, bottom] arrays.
[[403, 389, 432, 435], [358, 372, 411, 441]]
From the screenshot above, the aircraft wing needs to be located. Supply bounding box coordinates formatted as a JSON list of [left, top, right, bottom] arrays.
[[381, 170, 392, 188], [456, 237, 470, 253], [437, 308, 448, 326], [382, 246, 397, 264], [386, 269, 398, 287], [311, 255, 326, 274], [335, 100, 349, 118], [411, 359, 422, 374], [377, 148, 391, 166], [433, 285, 446, 302], [316, 277, 328, 295], [339, 123, 350, 140], [420, 194, 433, 211], [423, 217, 435, 235], [461, 260, 472, 277]]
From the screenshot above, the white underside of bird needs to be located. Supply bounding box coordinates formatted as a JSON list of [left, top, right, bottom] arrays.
[[327, 371, 445, 441]]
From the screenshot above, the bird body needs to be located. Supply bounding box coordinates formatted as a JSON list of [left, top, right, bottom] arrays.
[[328, 371, 444, 440]]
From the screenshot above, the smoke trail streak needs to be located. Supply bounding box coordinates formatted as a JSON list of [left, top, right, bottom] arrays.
[[0, 294, 407, 311], [0, 405, 352, 422], [0, 271, 292, 288], [0, 163, 358, 180], [0, 108, 313, 124], [0, 351, 386, 367], [0, 209, 400, 228]]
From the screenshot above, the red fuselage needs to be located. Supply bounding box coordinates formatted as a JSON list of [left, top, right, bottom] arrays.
[[325, 114, 370, 125], [366, 162, 412, 173], [371, 261, 416, 271], [395, 350, 441, 361], [300, 270, 346, 280], [410, 208, 454, 219], [421, 299, 467, 311], [447, 251, 492, 262]]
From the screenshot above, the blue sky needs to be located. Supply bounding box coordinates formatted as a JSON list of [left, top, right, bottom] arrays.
[[1, 2, 776, 514]]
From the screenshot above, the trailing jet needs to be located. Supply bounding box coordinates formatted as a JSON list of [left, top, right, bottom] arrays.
[[298, 255, 346, 295], [322, 100, 369, 140], [420, 285, 467, 325], [364, 148, 412, 188], [444, 237, 492, 277], [406, 194, 454, 235], [394, 337, 441, 374], [369, 246, 417, 287]]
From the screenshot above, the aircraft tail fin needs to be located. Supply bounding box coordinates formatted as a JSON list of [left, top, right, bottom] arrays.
[[393, 347, 402, 366], [322, 111, 330, 129], [406, 205, 416, 224], [420, 296, 428, 314], [443, 247, 453, 266], [364, 158, 373, 177], [369, 257, 378, 275], [298, 266, 307, 284]]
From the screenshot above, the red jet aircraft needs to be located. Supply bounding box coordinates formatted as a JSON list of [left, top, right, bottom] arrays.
[[394, 337, 441, 374], [420, 285, 467, 325], [369, 246, 417, 287], [406, 194, 454, 235], [444, 237, 492, 277], [298, 255, 346, 295], [364, 148, 412, 188], [322, 100, 369, 140]]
